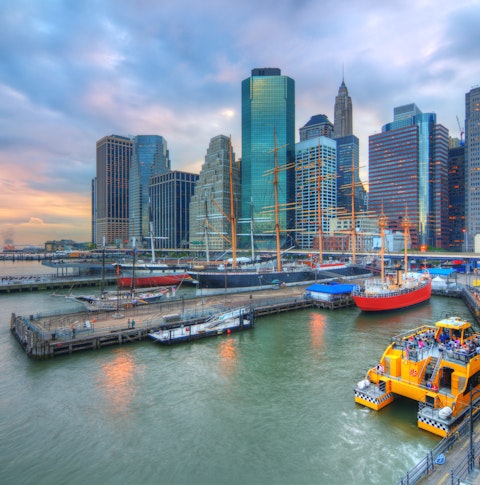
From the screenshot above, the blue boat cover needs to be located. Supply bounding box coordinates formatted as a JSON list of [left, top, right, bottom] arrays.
[[305, 283, 357, 294], [422, 268, 456, 276]]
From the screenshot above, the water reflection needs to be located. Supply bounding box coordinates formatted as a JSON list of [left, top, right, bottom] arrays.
[[97, 350, 139, 416], [308, 312, 327, 350], [353, 300, 435, 330], [217, 338, 238, 378]]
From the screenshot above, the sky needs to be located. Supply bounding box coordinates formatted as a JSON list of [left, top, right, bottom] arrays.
[[1, 0, 480, 246]]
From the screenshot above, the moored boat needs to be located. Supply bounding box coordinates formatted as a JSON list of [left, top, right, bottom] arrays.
[[70, 287, 167, 312], [352, 271, 432, 311], [113, 261, 191, 288], [148, 307, 254, 344], [188, 263, 316, 295], [352, 211, 432, 311], [354, 316, 480, 437]]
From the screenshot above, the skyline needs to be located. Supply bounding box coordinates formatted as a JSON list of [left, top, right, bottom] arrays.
[[1, 0, 479, 246]]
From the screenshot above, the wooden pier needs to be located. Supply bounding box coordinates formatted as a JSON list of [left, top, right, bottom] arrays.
[[10, 286, 320, 359], [12, 275, 480, 360], [0, 275, 117, 293]]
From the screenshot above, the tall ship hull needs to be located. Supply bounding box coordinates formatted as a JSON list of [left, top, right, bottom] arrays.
[[113, 263, 191, 288], [352, 274, 431, 311], [188, 266, 316, 296]]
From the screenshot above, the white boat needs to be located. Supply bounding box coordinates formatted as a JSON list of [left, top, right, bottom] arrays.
[[70, 288, 167, 312], [148, 307, 254, 344]]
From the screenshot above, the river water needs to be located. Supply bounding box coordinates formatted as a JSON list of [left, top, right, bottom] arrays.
[[0, 261, 473, 484]]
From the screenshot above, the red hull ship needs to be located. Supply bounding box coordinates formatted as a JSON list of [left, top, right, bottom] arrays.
[[352, 274, 432, 312], [352, 210, 432, 312], [113, 263, 191, 289]]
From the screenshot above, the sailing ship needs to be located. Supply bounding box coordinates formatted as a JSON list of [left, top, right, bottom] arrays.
[[113, 260, 191, 288], [352, 212, 431, 311], [69, 238, 168, 311], [188, 133, 317, 296], [71, 288, 166, 312], [113, 211, 191, 288], [354, 316, 480, 437]]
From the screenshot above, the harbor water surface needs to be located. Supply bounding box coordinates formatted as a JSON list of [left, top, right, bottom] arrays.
[[0, 261, 472, 484]]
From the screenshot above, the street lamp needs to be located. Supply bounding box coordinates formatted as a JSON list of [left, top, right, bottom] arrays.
[[469, 386, 480, 472]]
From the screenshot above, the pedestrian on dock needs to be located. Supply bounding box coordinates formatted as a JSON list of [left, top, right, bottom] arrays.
[[71, 323, 76, 338], [131, 319, 135, 329], [127, 319, 131, 328]]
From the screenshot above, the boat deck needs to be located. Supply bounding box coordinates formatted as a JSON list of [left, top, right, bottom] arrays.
[[357, 327, 480, 434]]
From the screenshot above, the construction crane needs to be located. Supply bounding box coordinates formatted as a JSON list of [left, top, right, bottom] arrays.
[[456, 115, 465, 146]]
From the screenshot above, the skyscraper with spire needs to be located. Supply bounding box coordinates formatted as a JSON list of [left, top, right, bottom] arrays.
[[333, 78, 353, 139], [333, 78, 366, 215]]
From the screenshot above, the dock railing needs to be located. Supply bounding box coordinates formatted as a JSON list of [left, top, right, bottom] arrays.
[[396, 408, 480, 485]]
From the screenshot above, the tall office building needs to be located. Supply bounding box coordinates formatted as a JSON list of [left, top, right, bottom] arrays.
[[128, 135, 170, 245], [91, 178, 97, 245], [241, 68, 295, 249], [299, 115, 334, 141], [295, 136, 337, 249], [448, 146, 466, 251], [189, 135, 240, 251], [150, 171, 198, 249], [95, 135, 133, 246], [333, 79, 353, 139], [335, 135, 367, 215], [368, 104, 449, 249], [465, 86, 480, 251]]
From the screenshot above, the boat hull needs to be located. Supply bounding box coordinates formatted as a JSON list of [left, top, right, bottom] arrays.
[[352, 279, 432, 311], [114, 264, 191, 288], [148, 308, 254, 344], [188, 268, 316, 295], [117, 274, 190, 288]]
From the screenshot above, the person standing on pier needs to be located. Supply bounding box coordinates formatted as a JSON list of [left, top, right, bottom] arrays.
[[71, 323, 76, 338]]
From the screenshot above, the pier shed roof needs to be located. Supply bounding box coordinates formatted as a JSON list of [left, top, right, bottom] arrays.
[[306, 283, 357, 294]]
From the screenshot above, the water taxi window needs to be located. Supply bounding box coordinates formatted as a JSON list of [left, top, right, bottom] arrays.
[[464, 328, 474, 338]]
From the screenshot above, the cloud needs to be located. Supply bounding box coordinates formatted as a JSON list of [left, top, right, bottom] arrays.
[[0, 0, 478, 244]]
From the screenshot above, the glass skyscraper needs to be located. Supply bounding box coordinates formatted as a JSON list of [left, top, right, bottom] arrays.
[[465, 87, 480, 251], [241, 68, 295, 249], [368, 104, 449, 249], [150, 171, 198, 249], [128, 135, 170, 245]]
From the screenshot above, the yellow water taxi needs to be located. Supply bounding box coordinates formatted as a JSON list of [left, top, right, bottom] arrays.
[[354, 316, 480, 437]]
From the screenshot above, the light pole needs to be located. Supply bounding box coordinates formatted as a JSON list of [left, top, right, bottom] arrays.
[[469, 386, 480, 472]]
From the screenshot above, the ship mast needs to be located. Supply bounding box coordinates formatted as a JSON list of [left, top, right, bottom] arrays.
[[350, 149, 356, 264], [402, 209, 410, 279], [273, 128, 282, 272], [379, 208, 388, 284], [229, 137, 238, 269]]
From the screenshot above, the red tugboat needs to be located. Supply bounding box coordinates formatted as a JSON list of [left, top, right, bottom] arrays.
[[352, 212, 431, 312]]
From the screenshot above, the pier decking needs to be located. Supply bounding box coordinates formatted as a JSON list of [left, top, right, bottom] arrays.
[[10, 286, 317, 359]]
